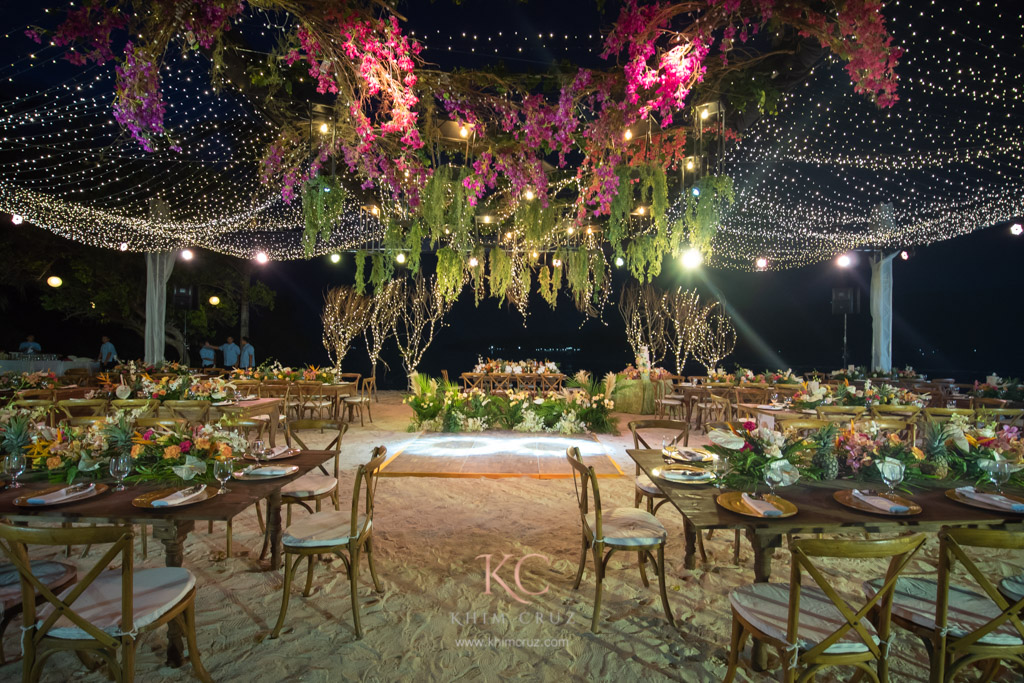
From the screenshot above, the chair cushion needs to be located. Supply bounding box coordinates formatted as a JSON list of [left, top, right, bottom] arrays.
[[584, 507, 667, 547], [283, 511, 370, 548], [635, 473, 666, 497], [0, 561, 77, 610], [865, 577, 1024, 645], [1000, 573, 1024, 604], [37, 567, 195, 639], [282, 473, 338, 497], [731, 583, 879, 654]]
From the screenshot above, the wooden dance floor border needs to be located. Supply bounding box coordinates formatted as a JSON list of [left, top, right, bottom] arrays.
[[378, 431, 624, 479]]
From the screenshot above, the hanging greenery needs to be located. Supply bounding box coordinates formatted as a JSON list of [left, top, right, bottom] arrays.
[[468, 243, 487, 306], [626, 234, 666, 283], [300, 174, 348, 255], [435, 247, 465, 302], [354, 250, 368, 295], [537, 263, 562, 309], [638, 165, 669, 232], [369, 252, 394, 291], [565, 248, 591, 306], [489, 247, 513, 304], [606, 166, 632, 259], [420, 166, 450, 244], [683, 174, 735, 256], [405, 219, 424, 274]]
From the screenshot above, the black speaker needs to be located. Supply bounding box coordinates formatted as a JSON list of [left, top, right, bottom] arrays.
[[170, 285, 197, 309], [831, 287, 860, 315]]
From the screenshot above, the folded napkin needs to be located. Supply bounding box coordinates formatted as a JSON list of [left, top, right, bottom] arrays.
[[661, 469, 712, 482], [26, 484, 95, 505], [853, 489, 909, 513], [956, 487, 1024, 513], [152, 485, 207, 507], [676, 449, 708, 462], [244, 466, 292, 477], [741, 493, 783, 517], [268, 445, 292, 458]]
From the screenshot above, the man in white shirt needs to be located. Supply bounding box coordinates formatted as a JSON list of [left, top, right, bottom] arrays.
[[98, 336, 117, 370]]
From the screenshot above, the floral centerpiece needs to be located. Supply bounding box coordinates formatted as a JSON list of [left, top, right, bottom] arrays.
[[895, 366, 920, 379], [973, 378, 1024, 402], [922, 415, 1024, 485], [618, 364, 672, 381], [0, 371, 59, 393], [768, 369, 798, 384], [473, 357, 560, 375], [24, 419, 119, 483], [831, 366, 867, 382], [871, 383, 929, 407], [155, 360, 192, 376], [404, 371, 615, 434], [704, 421, 814, 491], [735, 367, 766, 384], [791, 382, 833, 410], [831, 422, 925, 482], [129, 421, 247, 485], [707, 368, 735, 383]]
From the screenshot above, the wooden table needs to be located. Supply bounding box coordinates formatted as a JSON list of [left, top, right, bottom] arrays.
[[735, 402, 814, 424], [626, 448, 1024, 670], [320, 382, 356, 420], [215, 397, 284, 446], [0, 449, 333, 667]]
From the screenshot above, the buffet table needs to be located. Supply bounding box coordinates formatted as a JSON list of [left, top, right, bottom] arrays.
[[0, 358, 99, 375]]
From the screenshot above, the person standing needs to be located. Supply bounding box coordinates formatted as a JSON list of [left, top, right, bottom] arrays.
[[199, 340, 216, 368], [217, 336, 241, 369], [18, 335, 41, 354], [98, 335, 117, 370], [239, 336, 255, 369]]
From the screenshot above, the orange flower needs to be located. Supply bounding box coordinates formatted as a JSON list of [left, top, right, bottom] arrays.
[[163, 445, 181, 460], [911, 446, 926, 461], [130, 443, 144, 458], [195, 437, 211, 450], [45, 456, 62, 470], [217, 442, 233, 458]]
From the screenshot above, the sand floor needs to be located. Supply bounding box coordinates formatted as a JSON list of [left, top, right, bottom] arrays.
[[2, 391, 1021, 682]]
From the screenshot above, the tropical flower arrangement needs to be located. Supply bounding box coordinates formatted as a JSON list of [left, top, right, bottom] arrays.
[[921, 415, 1024, 486], [831, 422, 925, 482], [0, 371, 59, 393], [735, 367, 766, 384], [870, 383, 929, 407], [21, 416, 126, 483], [128, 421, 247, 485], [472, 357, 561, 375], [707, 368, 735, 383], [791, 382, 833, 410], [973, 379, 1024, 402], [830, 366, 867, 382], [404, 372, 616, 434], [895, 366, 921, 379], [232, 361, 343, 384], [703, 421, 813, 492], [768, 369, 798, 384], [618, 364, 673, 381]]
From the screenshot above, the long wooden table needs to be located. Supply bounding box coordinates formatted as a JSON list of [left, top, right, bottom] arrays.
[[626, 448, 1024, 669], [0, 449, 334, 667]]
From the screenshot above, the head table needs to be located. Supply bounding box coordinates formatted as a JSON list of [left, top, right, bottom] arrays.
[[626, 448, 1024, 671], [0, 449, 334, 669]]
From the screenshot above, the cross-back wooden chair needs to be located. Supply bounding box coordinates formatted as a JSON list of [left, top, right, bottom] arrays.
[[110, 398, 159, 417], [231, 379, 261, 397], [10, 400, 56, 427], [271, 446, 387, 640], [976, 408, 1024, 428], [135, 417, 188, 430], [258, 381, 293, 424], [461, 372, 484, 391], [16, 389, 54, 401], [566, 446, 674, 634], [279, 420, 348, 525], [973, 397, 1008, 410], [725, 533, 926, 683], [62, 415, 107, 428], [653, 379, 684, 420], [57, 399, 108, 419], [295, 382, 332, 420], [0, 523, 211, 682], [343, 381, 373, 426], [516, 373, 539, 393], [778, 418, 829, 438], [0, 558, 77, 665], [870, 404, 921, 421], [539, 373, 563, 393], [361, 375, 378, 403], [488, 373, 512, 395], [924, 407, 974, 424], [816, 405, 867, 422], [339, 372, 361, 387], [865, 528, 1024, 683], [628, 420, 690, 514], [692, 391, 733, 433], [163, 400, 211, 426]]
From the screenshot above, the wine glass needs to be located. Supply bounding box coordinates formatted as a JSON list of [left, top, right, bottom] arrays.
[[763, 464, 784, 499], [946, 400, 957, 409], [878, 459, 905, 496], [989, 461, 1013, 494], [214, 458, 234, 494], [770, 392, 779, 406], [712, 454, 728, 489], [4, 452, 26, 489], [252, 438, 266, 464], [109, 453, 132, 491]]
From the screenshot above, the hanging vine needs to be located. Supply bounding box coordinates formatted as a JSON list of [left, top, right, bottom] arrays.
[[435, 247, 465, 302], [606, 166, 632, 259], [489, 247, 513, 304], [683, 174, 735, 256], [537, 263, 562, 309], [301, 174, 348, 255], [354, 249, 368, 295], [369, 252, 394, 291], [626, 234, 667, 283]]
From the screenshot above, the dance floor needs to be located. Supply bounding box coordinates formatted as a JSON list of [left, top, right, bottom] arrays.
[[378, 431, 624, 479]]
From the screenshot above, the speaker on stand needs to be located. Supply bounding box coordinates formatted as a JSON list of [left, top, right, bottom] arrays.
[[169, 285, 198, 365], [831, 288, 861, 369]]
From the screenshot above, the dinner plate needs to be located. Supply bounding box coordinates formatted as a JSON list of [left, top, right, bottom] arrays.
[[833, 489, 921, 516], [132, 486, 218, 508], [716, 491, 798, 518], [944, 488, 1024, 513], [211, 400, 237, 407], [243, 447, 298, 461], [14, 483, 109, 507], [663, 447, 713, 463], [232, 465, 300, 480], [651, 463, 715, 484], [756, 404, 784, 411]]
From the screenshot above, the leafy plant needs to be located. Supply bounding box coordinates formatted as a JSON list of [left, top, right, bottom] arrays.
[[436, 247, 465, 302], [489, 247, 513, 304], [354, 250, 368, 295], [683, 174, 735, 256], [300, 174, 348, 255]]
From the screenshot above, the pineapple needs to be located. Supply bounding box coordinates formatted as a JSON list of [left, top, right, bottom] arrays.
[[1, 414, 32, 455], [101, 414, 136, 456], [810, 422, 840, 480], [921, 421, 950, 480]]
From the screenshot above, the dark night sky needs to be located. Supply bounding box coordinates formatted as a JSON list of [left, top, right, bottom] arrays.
[[1, 2, 1022, 387]]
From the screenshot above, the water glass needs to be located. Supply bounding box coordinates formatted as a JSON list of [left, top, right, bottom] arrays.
[[770, 392, 779, 405], [878, 459, 905, 496], [252, 438, 266, 463], [712, 455, 728, 489], [109, 454, 132, 491], [990, 461, 1013, 494], [4, 452, 26, 489], [763, 465, 784, 498], [214, 458, 234, 494]]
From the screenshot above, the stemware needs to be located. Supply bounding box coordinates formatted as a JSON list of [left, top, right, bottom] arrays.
[[4, 452, 26, 489], [712, 454, 728, 489], [878, 459, 905, 496], [989, 460, 1013, 494], [252, 438, 266, 464], [763, 464, 784, 498], [109, 453, 132, 491], [214, 458, 234, 494], [770, 392, 779, 405]]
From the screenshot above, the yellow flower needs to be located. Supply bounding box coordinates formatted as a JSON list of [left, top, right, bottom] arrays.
[[965, 434, 979, 448], [130, 443, 144, 458], [911, 446, 926, 461], [217, 443, 233, 458], [163, 445, 181, 460], [196, 437, 211, 450], [45, 456, 62, 470]]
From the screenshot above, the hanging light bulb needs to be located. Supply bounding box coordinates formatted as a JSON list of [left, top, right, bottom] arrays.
[[46, 275, 62, 288], [681, 248, 703, 269], [329, 253, 341, 263], [524, 189, 535, 201], [11, 214, 23, 225], [837, 254, 852, 268], [552, 258, 562, 267], [700, 108, 710, 120], [468, 256, 479, 267], [459, 125, 469, 138], [615, 256, 625, 267], [624, 129, 633, 141], [531, 251, 539, 259], [119, 242, 129, 251], [208, 295, 220, 306], [396, 252, 407, 264], [1011, 223, 1023, 236], [181, 249, 194, 261], [255, 251, 269, 264], [567, 226, 575, 235], [755, 257, 768, 269], [586, 226, 593, 235], [686, 159, 695, 170], [319, 122, 329, 134], [900, 250, 910, 260]]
